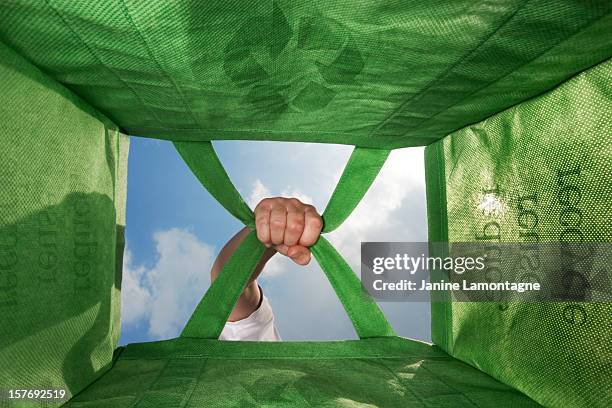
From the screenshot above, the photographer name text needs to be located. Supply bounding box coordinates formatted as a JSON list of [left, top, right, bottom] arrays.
[[372, 279, 541, 293]]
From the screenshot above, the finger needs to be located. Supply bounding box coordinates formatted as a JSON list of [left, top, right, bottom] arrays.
[[299, 207, 323, 247], [269, 206, 287, 245], [288, 245, 311, 265], [284, 205, 305, 246], [254, 206, 272, 246]]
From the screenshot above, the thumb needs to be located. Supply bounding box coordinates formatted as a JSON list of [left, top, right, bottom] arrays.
[[287, 245, 311, 265]]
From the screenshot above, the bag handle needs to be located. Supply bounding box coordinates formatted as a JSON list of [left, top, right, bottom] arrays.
[[174, 142, 255, 228], [175, 141, 395, 339]]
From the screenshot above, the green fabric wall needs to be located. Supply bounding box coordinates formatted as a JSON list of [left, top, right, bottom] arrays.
[[0, 42, 129, 405], [0, 1, 610, 147], [65, 337, 541, 407], [425, 59, 611, 407]]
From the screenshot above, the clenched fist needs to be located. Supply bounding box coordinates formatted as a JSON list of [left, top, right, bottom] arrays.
[[254, 197, 323, 265]]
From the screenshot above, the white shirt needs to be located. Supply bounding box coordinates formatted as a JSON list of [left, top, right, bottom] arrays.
[[219, 289, 281, 341]]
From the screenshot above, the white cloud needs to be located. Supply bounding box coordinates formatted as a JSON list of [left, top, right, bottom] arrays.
[[121, 228, 215, 340], [247, 179, 271, 209], [247, 179, 314, 210], [121, 249, 151, 326], [260, 253, 285, 278], [280, 186, 314, 206]]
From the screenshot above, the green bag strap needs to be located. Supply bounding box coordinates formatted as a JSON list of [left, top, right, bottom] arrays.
[[181, 230, 267, 339], [175, 141, 395, 339], [174, 141, 389, 232], [174, 141, 255, 228], [181, 231, 395, 339], [310, 236, 395, 338], [321, 147, 390, 232]]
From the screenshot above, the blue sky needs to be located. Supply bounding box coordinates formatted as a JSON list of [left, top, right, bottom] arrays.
[[120, 137, 430, 344]]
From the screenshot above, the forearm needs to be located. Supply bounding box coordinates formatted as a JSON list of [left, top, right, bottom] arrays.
[[210, 226, 276, 321]]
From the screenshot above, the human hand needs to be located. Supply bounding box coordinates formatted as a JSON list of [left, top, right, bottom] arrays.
[[253, 197, 323, 265]]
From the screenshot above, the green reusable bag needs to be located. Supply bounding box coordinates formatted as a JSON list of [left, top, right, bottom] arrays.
[[0, 0, 611, 407], [64, 144, 539, 407]]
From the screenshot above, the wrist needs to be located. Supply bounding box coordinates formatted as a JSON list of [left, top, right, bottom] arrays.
[[263, 246, 277, 260]]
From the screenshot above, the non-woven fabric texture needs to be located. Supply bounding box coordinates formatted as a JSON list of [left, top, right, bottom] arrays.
[[65, 338, 540, 408], [0, 42, 129, 405], [0, 1, 610, 148], [424, 59, 611, 407]]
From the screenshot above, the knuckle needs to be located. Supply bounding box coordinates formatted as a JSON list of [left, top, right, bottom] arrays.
[[300, 237, 315, 246], [287, 198, 301, 206], [308, 216, 323, 230], [287, 222, 304, 233], [255, 198, 271, 210]]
